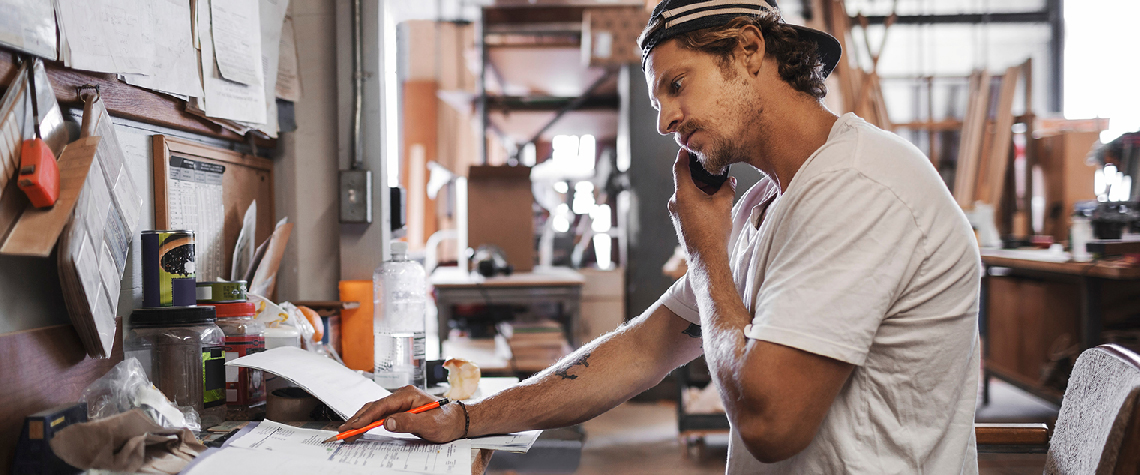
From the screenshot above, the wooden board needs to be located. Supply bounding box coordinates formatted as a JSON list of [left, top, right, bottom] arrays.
[[986, 275, 1080, 395], [953, 69, 990, 208], [0, 50, 274, 148], [0, 321, 123, 471], [976, 65, 1021, 207], [0, 136, 99, 256], [152, 135, 274, 280], [403, 80, 439, 252]]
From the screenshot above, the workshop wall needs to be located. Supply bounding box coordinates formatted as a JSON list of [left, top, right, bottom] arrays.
[[272, 0, 341, 302]]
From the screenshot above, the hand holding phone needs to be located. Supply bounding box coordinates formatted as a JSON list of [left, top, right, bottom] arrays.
[[686, 150, 729, 195]]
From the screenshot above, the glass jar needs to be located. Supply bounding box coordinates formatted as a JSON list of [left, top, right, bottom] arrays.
[[125, 306, 226, 427], [205, 302, 265, 419]]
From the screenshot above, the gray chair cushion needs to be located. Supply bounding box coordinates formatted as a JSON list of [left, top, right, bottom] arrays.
[[1045, 346, 1140, 474]]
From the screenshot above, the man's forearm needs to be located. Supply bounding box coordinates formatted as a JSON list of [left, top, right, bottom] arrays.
[[688, 253, 752, 405], [465, 305, 701, 437]]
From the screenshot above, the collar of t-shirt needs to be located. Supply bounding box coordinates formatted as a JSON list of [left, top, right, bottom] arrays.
[[747, 113, 856, 231]]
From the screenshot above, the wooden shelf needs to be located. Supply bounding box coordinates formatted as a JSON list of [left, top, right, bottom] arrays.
[[0, 48, 275, 147]]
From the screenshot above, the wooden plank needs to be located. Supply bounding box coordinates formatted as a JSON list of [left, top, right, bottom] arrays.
[[953, 69, 990, 208], [0, 136, 100, 256], [0, 48, 276, 148], [982, 253, 1140, 280], [827, 0, 860, 115], [977, 65, 1022, 207], [403, 80, 439, 252], [0, 321, 123, 471], [974, 423, 1050, 446]]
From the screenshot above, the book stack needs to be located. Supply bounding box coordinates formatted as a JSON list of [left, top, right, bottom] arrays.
[[496, 320, 572, 372]]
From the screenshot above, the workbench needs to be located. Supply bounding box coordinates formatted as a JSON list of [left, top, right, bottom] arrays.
[[980, 250, 1140, 404], [430, 267, 585, 347]]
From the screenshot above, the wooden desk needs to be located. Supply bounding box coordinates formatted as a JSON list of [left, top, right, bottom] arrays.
[[430, 267, 585, 347], [981, 250, 1140, 403]]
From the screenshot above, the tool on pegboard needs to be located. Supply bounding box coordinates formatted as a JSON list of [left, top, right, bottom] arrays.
[[16, 57, 59, 208]]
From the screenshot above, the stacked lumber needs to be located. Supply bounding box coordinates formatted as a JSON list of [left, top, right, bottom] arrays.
[[818, 0, 893, 130], [953, 70, 992, 208], [952, 62, 1026, 214], [495, 320, 572, 371]]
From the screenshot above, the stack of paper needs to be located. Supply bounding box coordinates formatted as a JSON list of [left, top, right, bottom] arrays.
[[52, 0, 300, 138], [186, 420, 471, 475], [0, 0, 57, 59], [228, 348, 542, 451], [496, 320, 573, 370], [56, 91, 144, 358]]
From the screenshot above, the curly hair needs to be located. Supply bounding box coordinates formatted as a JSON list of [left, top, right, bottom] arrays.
[[673, 14, 827, 99]]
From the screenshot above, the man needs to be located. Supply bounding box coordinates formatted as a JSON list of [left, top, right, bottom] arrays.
[[342, 0, 982, 471]]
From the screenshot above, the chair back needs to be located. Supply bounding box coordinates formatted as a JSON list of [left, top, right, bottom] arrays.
[[1045, 344, 1140, 474]]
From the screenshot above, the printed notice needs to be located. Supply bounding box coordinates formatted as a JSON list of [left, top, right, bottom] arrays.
[[224, 420, 471, 475], [167, 156, 225, 281]]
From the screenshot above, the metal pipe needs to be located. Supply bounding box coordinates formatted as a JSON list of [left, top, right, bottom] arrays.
[[478, 12, 488, 165], [522, 66, 617, 149], [352, 0, 364, 170]]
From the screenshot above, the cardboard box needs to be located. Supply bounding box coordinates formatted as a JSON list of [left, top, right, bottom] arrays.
[[466, 165, 535, 273], [1036, 131, 1100, 244], [582, 6, 651, 67]]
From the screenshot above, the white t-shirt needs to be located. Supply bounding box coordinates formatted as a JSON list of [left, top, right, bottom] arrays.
[[664, 113, 982, 474]]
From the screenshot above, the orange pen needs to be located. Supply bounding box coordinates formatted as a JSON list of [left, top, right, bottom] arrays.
[[323, 398, 452, 443]]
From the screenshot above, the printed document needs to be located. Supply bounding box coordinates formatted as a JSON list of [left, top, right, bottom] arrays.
[[229, 348, 542, 450], [188, 420, 471, 475], [121, 0, 203, 98]]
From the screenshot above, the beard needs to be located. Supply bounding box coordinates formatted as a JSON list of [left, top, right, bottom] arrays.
[[681, 120, 741, 175], [679, 77, 762, 175]]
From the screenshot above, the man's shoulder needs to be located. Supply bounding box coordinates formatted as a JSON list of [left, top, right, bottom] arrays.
[[803, 114, 946, 203]]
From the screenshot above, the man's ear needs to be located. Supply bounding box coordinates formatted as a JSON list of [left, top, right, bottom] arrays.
[[737, 25, 765, 76]]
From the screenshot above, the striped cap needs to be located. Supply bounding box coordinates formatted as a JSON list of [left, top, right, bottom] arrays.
[[638, 0, 841, 78]]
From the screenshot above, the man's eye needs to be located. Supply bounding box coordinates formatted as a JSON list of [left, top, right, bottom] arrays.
[[670, 77, 683, 93]]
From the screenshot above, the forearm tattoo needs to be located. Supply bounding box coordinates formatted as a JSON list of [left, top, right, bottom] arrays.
[[554, 352, 591, 380], [682, 323, 702, 338]]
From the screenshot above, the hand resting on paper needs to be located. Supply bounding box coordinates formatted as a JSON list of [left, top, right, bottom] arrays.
[[339, 386, 466, 443]]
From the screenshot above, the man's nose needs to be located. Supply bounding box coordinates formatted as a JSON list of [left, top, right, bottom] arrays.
[[657, 106, 681, 136]]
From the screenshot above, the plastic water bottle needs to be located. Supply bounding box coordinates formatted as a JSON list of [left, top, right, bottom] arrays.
[[373, 241, 427, 390]]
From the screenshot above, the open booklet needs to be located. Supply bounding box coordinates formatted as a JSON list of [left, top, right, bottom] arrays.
[[227, 347, 541, 452]]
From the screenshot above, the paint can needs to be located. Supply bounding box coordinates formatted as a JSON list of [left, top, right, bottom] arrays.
[[196, 280, 248, 303], [142, 230, 197, 307]]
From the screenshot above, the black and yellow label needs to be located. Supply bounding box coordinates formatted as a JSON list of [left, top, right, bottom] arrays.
[[202, 346, 226, 408]]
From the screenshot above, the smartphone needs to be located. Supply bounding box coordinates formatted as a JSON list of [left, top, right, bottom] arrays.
[[688, 152, 729, 194]]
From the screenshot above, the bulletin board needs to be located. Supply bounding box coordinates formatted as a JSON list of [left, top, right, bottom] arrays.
[[151, 135, 274, 280]]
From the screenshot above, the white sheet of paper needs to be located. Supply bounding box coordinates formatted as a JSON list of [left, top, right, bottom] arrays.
[[276, 13, 302, 101], [461, 431, 542, 453], [227, 347, 390, 420], [121, 0, 203, 98], [195, 0, 267, 124], [210, 0, 262, 86], [227, 420, 471, 475], [185, 447, 380, 475], [247, 0, 289, 137], [0, 0, 57, 58], [56, 0, 156, 74]]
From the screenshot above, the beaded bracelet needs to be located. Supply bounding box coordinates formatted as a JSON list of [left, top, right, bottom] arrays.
[[456, 400, 470, 438]]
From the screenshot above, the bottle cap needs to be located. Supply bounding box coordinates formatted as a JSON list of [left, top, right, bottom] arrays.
[[130, 306, 216, 326], [390, 241, 408, 257], [200, 301, 258, 318]]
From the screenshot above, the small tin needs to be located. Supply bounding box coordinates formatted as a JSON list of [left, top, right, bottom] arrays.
[[197, 280, 248, 303], [142, 230, 197, 307]]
